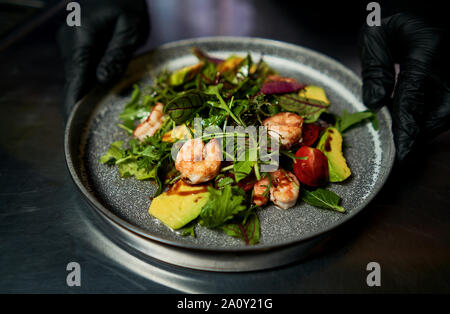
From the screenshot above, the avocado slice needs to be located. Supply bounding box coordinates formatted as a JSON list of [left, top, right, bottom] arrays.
[[316, 127, 351, 182], [217, 55, 244, 73], [149, 180, 210, 230], [161, 125, 194, 143], [299, 85, 330, 105], [169, 62, 204, 86]]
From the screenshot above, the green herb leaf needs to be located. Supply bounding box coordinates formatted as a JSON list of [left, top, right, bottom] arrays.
[[164, 90, 207, 124], [179, 222, 196, 237], [233, 160, 255, 183], [99, 141, 124, 165], [118, 159, 157, 180], [232, 136, 259, 182], [217, 176, 235, 188], [201, 109, 228, 128], [369, 111, 379, 130], [277, 93, 330, 123], [337, 110, 376, 133], [221, 212, 260, 245], [119, 106, 152, 126], [205, 84, 245, 126], [301, 188, 345, 213], [199, 185, 247, 228], [118, 85, 153, 129]]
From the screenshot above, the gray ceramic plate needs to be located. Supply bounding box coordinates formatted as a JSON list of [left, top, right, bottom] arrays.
[[65, 37, 395, 253]]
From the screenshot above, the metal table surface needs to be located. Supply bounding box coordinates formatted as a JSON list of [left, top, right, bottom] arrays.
[[1, 1, 449, 293]]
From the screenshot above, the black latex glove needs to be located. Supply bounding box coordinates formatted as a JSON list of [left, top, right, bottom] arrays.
[[359, 12, 450, 162], [58, 0, 149, 121]]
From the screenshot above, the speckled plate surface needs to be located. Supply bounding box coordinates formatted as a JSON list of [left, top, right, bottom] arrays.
[[65, 37, 395, 253]]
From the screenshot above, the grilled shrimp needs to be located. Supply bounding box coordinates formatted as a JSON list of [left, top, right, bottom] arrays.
[[175, 138, 222, 184], [262, 112, 304, 148], [253, 169, 300, 210], [269, 169, 300, 209], [252, 177, 270, 206], [133, 102, 166, 141]]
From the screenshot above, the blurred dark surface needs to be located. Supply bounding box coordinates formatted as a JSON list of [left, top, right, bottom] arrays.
[[0, 0, 65, 49], [0, 0, 449, 293]]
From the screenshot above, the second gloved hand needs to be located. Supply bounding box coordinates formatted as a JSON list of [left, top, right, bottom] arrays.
[[359, 12, 450, 163], [58, 0, 150, 121]]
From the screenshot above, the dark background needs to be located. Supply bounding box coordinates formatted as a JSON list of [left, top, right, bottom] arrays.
[[0, 0, 449, 293]]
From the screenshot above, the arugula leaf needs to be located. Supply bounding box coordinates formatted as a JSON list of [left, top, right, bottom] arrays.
[[202, 61, 218, 78], [128, 84, 141, 105], [164, 90, 207, 124], [100, 132, 172, 195], [233, 160, 255, 183], [231, 133, 259, 182], [216, 176, 235, 188], [250, 58, 276, 79], [277, 93, 330, 123], [221, 212, 260, 245], [233, 143, 258, 182], [118, 155, 168, 195], [205, 84, 245, 126], [219, 55, 250, 84], [99, 141, 124, 165], [119, 100, 152, 124], [179, 222, 196, 237], [337, 110, 376, 133], [199, 185, 247, 228], [301, 188, 345, 213], [202, 108, 228, 127], [234, 54, 252, 82], [118, 85, 153, 129], [230, 77, 262, 99], [118, 159, 157, 180]]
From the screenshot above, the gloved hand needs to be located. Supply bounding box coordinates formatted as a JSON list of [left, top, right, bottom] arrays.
[[359, 12, 450, 163], [58, 0, 150, 121]]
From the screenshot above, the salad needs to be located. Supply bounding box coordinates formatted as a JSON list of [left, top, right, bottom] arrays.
[[100, 48, 377, 245]]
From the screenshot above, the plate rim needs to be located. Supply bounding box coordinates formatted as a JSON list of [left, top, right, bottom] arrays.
[[65, 36, 395, 253]]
